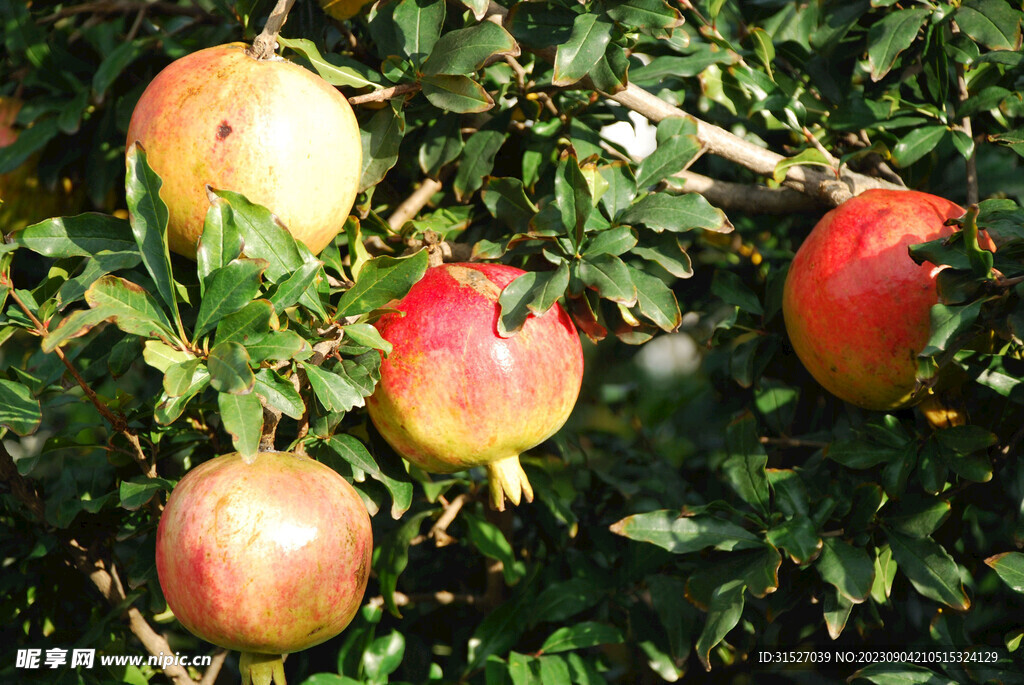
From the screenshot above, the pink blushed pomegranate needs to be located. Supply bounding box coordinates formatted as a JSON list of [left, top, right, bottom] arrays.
[[156, 451, 371, 684], [367, 263, 584, 510], [783, 189, 992, 410]]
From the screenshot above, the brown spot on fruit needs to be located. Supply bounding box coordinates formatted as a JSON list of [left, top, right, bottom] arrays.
[[217, 121, 233, 140], [447, 265, 502, 301]]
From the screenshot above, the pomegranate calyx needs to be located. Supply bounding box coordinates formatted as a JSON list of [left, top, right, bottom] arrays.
[[487, 455, 534, 511], [240, 651, 287, 685]]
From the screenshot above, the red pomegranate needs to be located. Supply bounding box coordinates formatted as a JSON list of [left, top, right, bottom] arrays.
[[367, 263, 584, 510], [782, 189, 989, 410], [126, 43, 361, 258], [156, 451, 372, 683]]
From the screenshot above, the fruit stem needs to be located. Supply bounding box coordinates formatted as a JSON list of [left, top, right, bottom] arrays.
[[487, 455, 534, 511], [239, 651, 287, 685], [249, 0, 297, 61]]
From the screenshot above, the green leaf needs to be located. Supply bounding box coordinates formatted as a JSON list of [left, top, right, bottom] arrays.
[[766, 515, 822, 565], [609, 510, 762, 554], [268, 261, 323, 313], [336, 251, 429, 318], [606, 0, 684, 30], [419, 114, 464, 177], [887, 530, 970, 610], [497, 264, 570, 336], [766, 468, 810, 518], [618, 193, 732, 233], [579, 254, 636, 306], [303, 362, 369, 414], [892, 125, 948, 168], [9, 214, 136, 258], [540, 622, 624, 654], [920, 300, 983, 357], [422, 22, 518, 75], [463, 512, 527, 585], [142, 341, 194, 373], [553, 14, 613, 86], [555, 149, 592, 248], [125, 144, 181, 331], [163, 358, 205, 398], [360, 105, 406, 192], [193, 259, 267, 339], [217, 391, 263, 459], [482, 177, 539, 232], [867, 9, 929, 81], [885, 496, 951, 538], [823, 588, 854, 640], [932, 425, 997, 454], [322, 434, 413, 519], [598, 161, 637, 220], [278, 37, 383, 89], [871, 545, 897, 604], [42, 307, 120, 353], [421, 74, 494, 113], [985, 552, 1024, 594], [815, 537, 874, 603], [196, 196, 243, 296], [253, 369, 304, 420], [695, 579, 745, 671], [628, 266, 682, 331], [343, 323, 393, 354], [373, 510, 432, 616], [955, 0, 1023, 51], [635, 119, 701, 188], [247, 330, 312, 364], [584, 226, 637, 258], [507, 2, 576, 49], [362, 631, 405, 680], [772, 148, 833, 184], [57, 250, 142, 310], [849, 663, 959, 684], [208, 341, 255, 395], [0, 379, 42, 436], [711, 269, 763, 316], [826, 438, 901, 469], [214, 299, 274, 348], [84, 275, 176, 340], [119, 477, 174, 511], [93, 39, 148, 97], [453, 111, 511, 201], [392, 0, 445, 62], [722, 412, 769, 516]]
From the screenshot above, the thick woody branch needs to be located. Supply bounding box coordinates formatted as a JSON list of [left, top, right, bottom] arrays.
[[388, 178, 445, 230], [672, 170, 821, 214], [349, 83, 421, 105], [483, 1, 903, 206]]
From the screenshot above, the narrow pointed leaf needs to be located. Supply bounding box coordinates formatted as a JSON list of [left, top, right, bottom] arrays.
[[193, 258, 267, 339], [336, 251, 429, 318], [208, 341, 255, 395], [217, 391, 262, 459], [9, 214, 136, 258]]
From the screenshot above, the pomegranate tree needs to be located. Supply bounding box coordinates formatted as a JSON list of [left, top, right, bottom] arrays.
[[367, 263, 584, 510], [155, 451, 372, 685], [782, 189, 987, 410], [126, 43, 362, 258]]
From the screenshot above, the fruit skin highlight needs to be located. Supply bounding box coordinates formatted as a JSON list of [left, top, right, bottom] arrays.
[[155, 451, 372, 675], [782, 188, 986, 411], [126, 43, 362, 258], [367, 263, 584, 510]]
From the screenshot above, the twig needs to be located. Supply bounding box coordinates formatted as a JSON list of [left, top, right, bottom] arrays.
[[481, 1, 903, 206], [367, 590, 479, 609], [198, 650, 229, 685], [5, 289, 154, 476], [249, 0, 296, 61], [759, 436, 830, 449], [39, 0, 209, 23], [672, 170, 821, 214], [388, 178, 445, 230], [956, 63, 979, 205], [0, 443, 199, 685], [429, 493, 470, 546], [348, 82, 421, 105]]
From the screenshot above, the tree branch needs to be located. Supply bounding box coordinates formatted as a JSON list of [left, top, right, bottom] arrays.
[[483, 1, 903, 206], [0, 442, 199, 685], [671, 170, 822, 214], [388, 177, 445, 230], [249, 0, 296, 61]]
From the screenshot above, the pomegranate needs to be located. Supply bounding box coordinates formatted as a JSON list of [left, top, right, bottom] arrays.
[[126, 43, 362, 258], [367, 263, 584, 510], [156, 451, 372, 684], [782, 189, 990, 410]]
